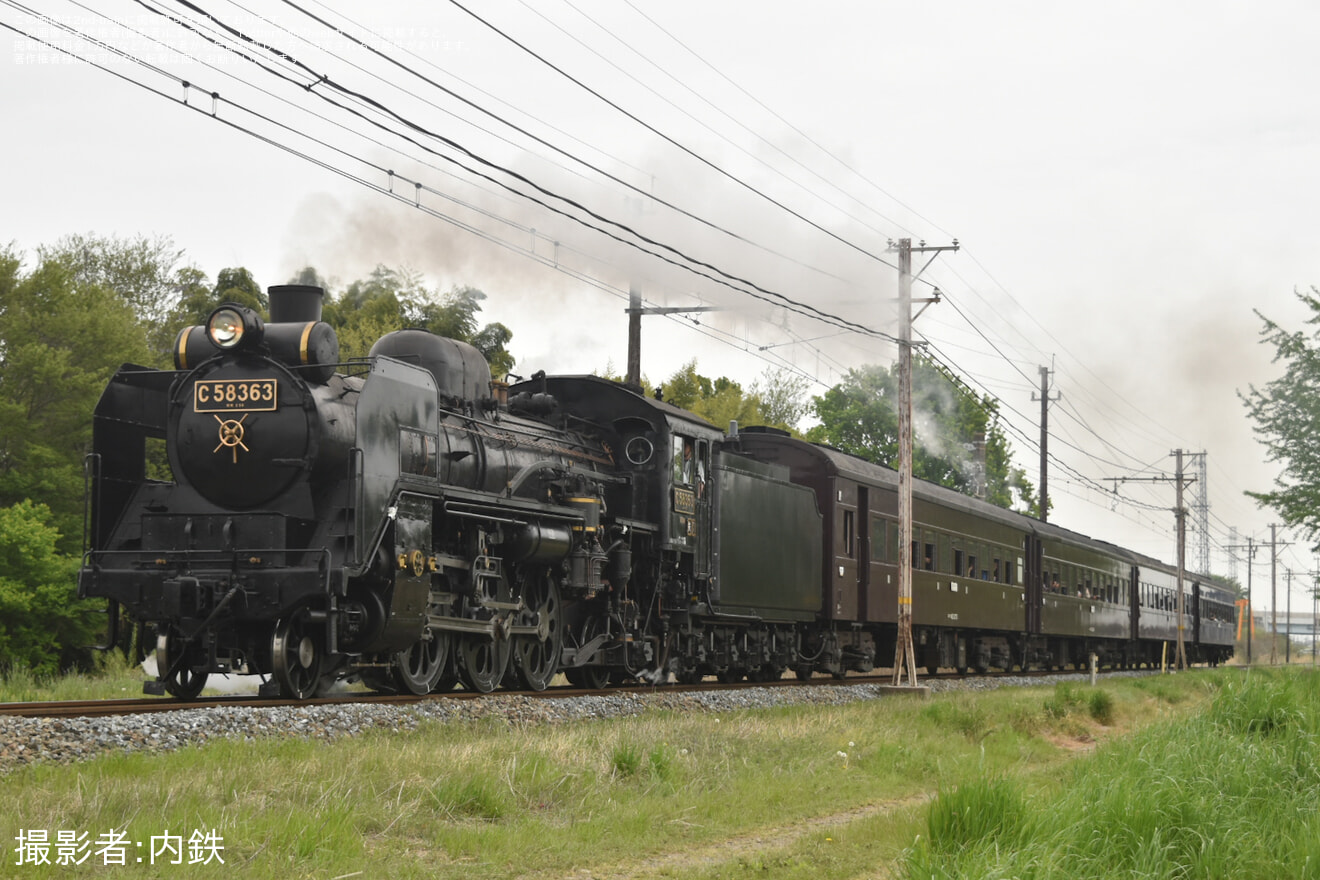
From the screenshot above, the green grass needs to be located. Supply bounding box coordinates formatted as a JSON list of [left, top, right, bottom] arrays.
[[0, 652, 148, 703], [0, 669, 1248, 879], [906, 667, 1320, 879]]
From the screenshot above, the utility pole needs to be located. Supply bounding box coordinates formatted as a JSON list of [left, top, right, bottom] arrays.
[[1286, 569, 1293, 665], [1032, 366, 1059, 521], [1270, 524, 1279, 666], [623, 290, 719, 388], [1312, 570, 1318, 667], [626, 287, 642, 387], [1246, 537, 1254, 665], [889, 236, 958, 687], [1108, 450, 1196, 669]]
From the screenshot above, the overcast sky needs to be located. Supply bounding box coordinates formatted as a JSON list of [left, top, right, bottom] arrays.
[[5, 0, 1319, 609]]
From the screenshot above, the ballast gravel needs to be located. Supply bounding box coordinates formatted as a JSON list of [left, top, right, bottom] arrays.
[[0, 671, 1145, 773]]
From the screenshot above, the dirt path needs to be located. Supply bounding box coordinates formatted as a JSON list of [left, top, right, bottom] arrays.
[[572, 793, 932, 880]]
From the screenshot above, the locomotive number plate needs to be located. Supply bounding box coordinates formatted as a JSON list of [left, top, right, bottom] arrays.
[[673, 487, 696, 515], [194, 379, 278, 412]]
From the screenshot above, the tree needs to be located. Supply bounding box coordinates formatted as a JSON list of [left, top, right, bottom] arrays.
[[0, 245, 151, 548], [648, 360, 811, 434], [1241, 287, 1320, 548], [0, 500, 97, 675], [808, 357, 1037, 513], [752, 367, 812, 431], [37, 234, 209, 367], [37, 233, 190, 328], [316, 266, 515, 373]]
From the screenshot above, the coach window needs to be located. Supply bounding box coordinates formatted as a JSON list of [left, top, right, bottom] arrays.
[[924, 540, 936, 571], [993, 558, 1002, 583], [870, 517, 886, 561], [954, 548, 965, 577], [843, 509, 856, 558]]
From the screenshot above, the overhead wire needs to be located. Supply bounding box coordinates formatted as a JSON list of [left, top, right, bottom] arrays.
[[441, 0, 924, 281], [268, 0, 867, 292], [151, 0, 897, 341]]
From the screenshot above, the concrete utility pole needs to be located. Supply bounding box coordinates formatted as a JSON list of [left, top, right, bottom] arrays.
[[1270, 524, 1280, 666], [1286, 569, 1293, 665], [889, 237, 958, 687], [1032, 365, 1060, 521], [1312, 573, 1318, 667], [1107, 450, 1196, 669]]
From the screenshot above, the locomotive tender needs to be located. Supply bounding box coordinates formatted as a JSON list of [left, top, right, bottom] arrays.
[[78, 286, 1234, 699]]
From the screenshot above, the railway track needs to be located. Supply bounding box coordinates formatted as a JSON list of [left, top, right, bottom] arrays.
[[0, 666, 1123, 720]]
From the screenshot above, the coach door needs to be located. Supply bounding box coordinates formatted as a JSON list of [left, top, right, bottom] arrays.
[[1024, 533, 1042, 634]]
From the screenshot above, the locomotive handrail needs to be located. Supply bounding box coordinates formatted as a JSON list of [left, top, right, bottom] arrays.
[[81, 452, 99, 559], [349, 446, 365, 570], [441, 499, 583, 527]]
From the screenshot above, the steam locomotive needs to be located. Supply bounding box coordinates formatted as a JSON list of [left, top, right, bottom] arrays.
[[78, 285, 1234, 699]]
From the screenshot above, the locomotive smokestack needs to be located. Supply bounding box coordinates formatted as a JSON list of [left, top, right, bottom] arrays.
[[268, 285, 325, 323]]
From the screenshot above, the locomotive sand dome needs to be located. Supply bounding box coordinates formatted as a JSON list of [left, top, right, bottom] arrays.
[[369, 329, 491, 404]]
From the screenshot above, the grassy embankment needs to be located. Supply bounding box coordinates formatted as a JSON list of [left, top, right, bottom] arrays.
[[2, 666, 1314, 878]]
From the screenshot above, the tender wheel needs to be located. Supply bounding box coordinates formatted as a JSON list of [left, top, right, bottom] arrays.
[[394, 629, 451, 695], [156, 628, 208, 699], [272, 611, 324, 700], [513, 579, 563, 691], [456, 631, 511, 693]]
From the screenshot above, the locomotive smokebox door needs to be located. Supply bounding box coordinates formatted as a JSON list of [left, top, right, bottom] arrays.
[[170, 356, 316, 510]]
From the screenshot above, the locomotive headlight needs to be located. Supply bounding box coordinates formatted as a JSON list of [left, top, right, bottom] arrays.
[[206, 304, 263, 350]]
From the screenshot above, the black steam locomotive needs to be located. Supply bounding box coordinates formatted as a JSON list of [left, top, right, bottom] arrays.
[[79, 286, 1234, 699]]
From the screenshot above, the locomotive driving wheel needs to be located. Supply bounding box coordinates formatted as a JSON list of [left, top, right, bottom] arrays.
[[271, 610, 324, 700], [513, 578, 563, 691], [393, 629, 452, 695], [456, 629, 511, 693], [156, 627, 208, 699]]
